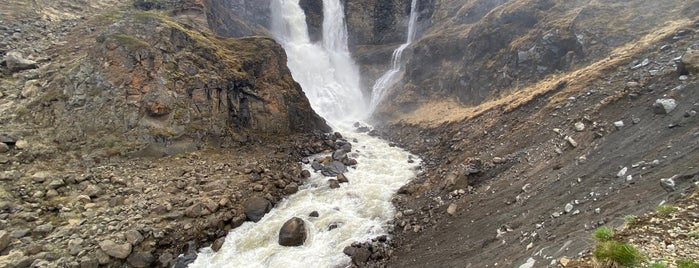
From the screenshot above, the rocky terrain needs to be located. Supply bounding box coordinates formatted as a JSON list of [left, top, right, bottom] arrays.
[[0, 0, 336, 267], [1, 0, 699, 267]]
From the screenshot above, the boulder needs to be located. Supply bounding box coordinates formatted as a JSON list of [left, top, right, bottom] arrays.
[[321, 161, 347, 176], [681, 47, 699, 74], [653, 99, 677, 114], [99, 240, 132, 259], [309, 211, 319, 217], [301, 170, 311, 178], [0, 143, 9, 153], [278, 217, 307, 246], [0, 230, 10, 251], [243, 197, 272, 222], [332, 149, 347, 161], [283, 182, 299, 194], [212, 237, 226, 252], [337, 173, 348, 183], [328, 179, 340, 189], [127, 251, 154, 267], [4, 51, 38, 73]]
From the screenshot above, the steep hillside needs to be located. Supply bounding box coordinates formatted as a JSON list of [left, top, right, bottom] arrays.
[[375, 17, 699, 268]]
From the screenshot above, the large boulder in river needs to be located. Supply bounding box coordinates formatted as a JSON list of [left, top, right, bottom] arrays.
[[321, 161, 348, 176], [278, 217, 307, 246], [243, 197, 272, 222]]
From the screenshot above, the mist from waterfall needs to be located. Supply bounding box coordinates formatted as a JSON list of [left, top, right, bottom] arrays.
[[369, 0, 419, 112]]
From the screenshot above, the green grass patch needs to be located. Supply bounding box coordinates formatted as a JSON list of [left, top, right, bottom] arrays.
[[111, 34, 150, 49], [656, 205, 678, 217], [593, 226, 615, 241], [677, 259, 699, 268], [649, 263, 668, 268], [593, 241, 643, 267], [624, 215, 638, 226]]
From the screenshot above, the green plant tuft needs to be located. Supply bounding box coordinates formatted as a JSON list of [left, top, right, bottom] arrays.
[[593, 241, 643, 267], [649, 262, 668, 268], [656, 205, 678, 217], [677, 259, 699, 268], [624, 215, 638, 226], [593, 226, 615, 241]]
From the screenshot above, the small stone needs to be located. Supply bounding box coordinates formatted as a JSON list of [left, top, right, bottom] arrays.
[[0, 143, 9, 153], [653, 99, 677, 114], [68, 238, 83, 255], [328, 179, 340, 189], [613, 121, 624, 129], [594, 208, 601, 214], [617, 167, 628, 178], [447, 203, 457, 216], [309, 211, 319, 217], [666, 244, 676, 251], [552, 212, 561, 218], [126, 251, 154, 267], [492, 157, 505, 164], [565, 136, 578, 148], [34, 223, 53, 234], [564, 203, 574, 213], [283, 182, 299, 194], [253, 184, 264, 192], [679, 75, 688, 81], [99, 240, 132, 259], [124, 230, 143, 245], [48, 179, 65, 189], [336, 173, 348, 183], [0, 230, 11, 251], [560, 257, 571, 267], [301, 170, 311, 178], [574, 122, 585, 132], [14, 140, 28, 150], [660, 176, 677, 192], [212, 237, 225, 252]]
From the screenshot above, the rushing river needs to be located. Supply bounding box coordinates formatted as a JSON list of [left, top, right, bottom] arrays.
[[189, 0, 420, 267]]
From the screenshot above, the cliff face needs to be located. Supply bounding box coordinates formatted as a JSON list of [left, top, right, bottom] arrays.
[[15, 7, 328, 157], [371, 0, 699, 120]]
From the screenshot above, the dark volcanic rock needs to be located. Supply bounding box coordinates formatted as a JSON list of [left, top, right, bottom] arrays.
[[243, 197, 272, 222], [321, 161, 348, 176], [278, 217, 307, 246]]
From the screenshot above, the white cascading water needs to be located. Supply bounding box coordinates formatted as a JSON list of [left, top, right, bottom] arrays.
[[369, 0, 419, 112], [189, 0, 420, 267]]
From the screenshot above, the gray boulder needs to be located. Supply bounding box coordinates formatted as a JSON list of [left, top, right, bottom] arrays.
[[4, 51, 38, 73], [653, 99, 677, 114], [321, 161, 347, 176], [243, 197, 272, 222], [278, 217, 307, 246], [98, 240, 132, 259]]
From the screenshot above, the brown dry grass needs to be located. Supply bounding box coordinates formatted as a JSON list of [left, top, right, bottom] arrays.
[[394, 19, 692, 127]]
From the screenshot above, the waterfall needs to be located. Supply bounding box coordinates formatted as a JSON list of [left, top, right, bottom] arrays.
[[188, 1, 420, 267], [369, 0, 419, 112], [269, 0, 365, 124]]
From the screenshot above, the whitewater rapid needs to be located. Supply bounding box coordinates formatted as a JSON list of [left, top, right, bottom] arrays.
[[189, 0, 420, 267]]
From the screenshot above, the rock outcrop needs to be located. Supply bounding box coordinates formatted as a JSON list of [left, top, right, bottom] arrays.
[[20, 10, 328, 156]]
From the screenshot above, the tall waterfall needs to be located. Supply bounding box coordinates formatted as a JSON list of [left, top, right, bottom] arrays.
[[269, 0, 365, 124], [369, 0, 419, 112], [189, 1, 420, 267]]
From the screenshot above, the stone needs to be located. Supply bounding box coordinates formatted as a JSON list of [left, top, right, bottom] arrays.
[[328, 179, 340, 189], [14, 140, 28, 150], [4, 51, 38, 73], [243, 197, 272, 222], [68, 238, 83, 255], [492, 157, 505, 164], [185, 201, 214, 218], [447, 203, 457, 216], [0, 170, 21, 181], [332, 149, 347, 161], [617, 167, 628, 178], [681, 47, 699, 74], [84, 184, 102, 197], [351, 247, 371, 266], [0, 250, 31, 268], [560, 257, 571, 267], [278, 217, 307, 246], [124, 230, 144, 245], [212, 237, 226, 252], [309, 211, 319, 217], [565, 136, 578, 148], [613, 121, 624, 129], [336, 173, 348, 183], [653, 99, 677, 114], [48, 179, 65, 189], [31, 171, 52, 183], [283, 182, 298, 194], [99, 240, 132, 259], [321, 161, 347, 176], [564, 203, 574, 213], [0, 230, 10, 251], [0, 143, 9, 153], [34, 223, 53, 234], [660, 175, 677, 192], [127, 251, 154, 267], [301, 170, 311, 178]]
